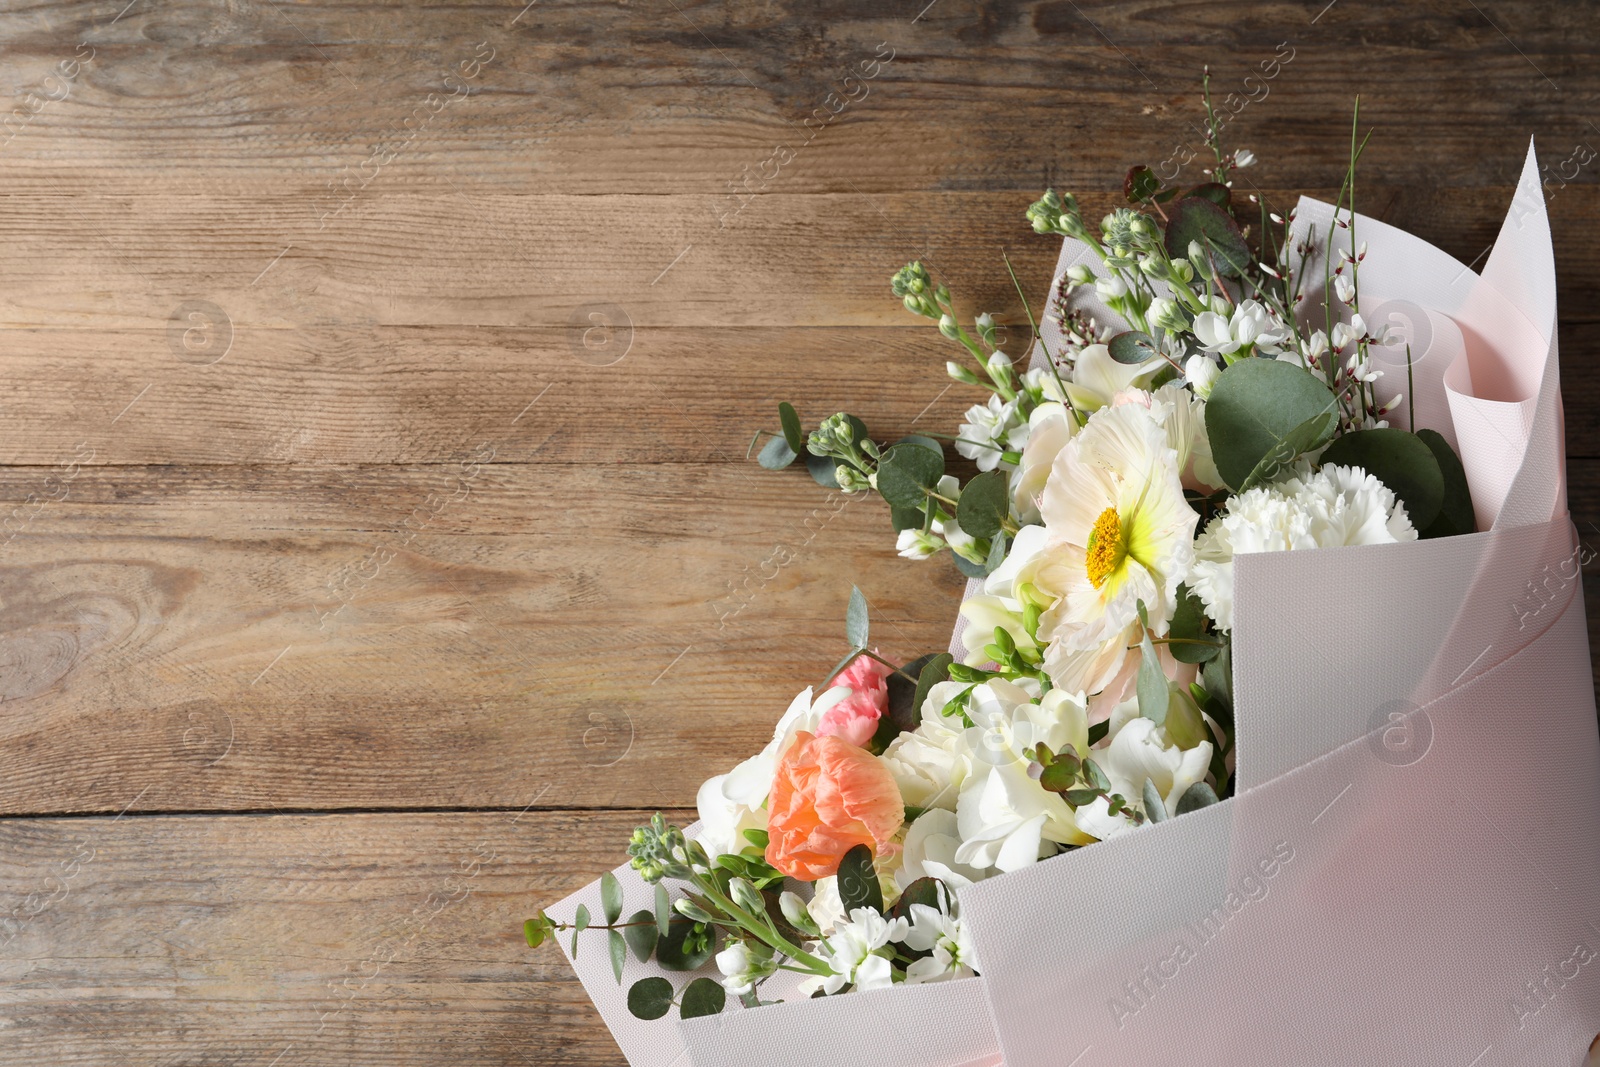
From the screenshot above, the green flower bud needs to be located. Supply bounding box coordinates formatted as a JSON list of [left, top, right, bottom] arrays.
[[947, 360, 983, 386], [674, 897, 713, 923]]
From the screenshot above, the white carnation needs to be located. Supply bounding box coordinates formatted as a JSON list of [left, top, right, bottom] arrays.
[[1190, 463, 1418, 631]]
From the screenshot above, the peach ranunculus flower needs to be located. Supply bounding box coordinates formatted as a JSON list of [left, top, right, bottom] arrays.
[[814, 655, 892, 748], [766, 732, 905, 881]]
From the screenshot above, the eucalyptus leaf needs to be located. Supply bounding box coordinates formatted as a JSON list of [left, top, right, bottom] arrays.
[[1163, 197, 1250, 276], [876, 442, 945, 509], [1107, 330, 1161, 366], [1237, 411, 1337, 492], [1319, 428, 1445, 531], [1082, 757, 1111, 793], [1063, 787, 1103, 806], [985, 531, 1007, 572], [846, 586, 870, 649], [1168, 585, 1220, 664], [890, 503, 928, 531], [757, 435, 798, 470], [523, 917, 548, 949], [1039, 761, 1077, 793], [911, 653, 954, 721], [886, 652, 941, 734], [655, 919, 714, 972], [956, 470, 1009, 538], [574, 904, 590, 933], [680, 976, 727, 1019], [627, 977, 674, 1020], [887, 876, 944, 923], [1206, 358, 1339, 491], [1088, 720, 1110, 746], [895, 434, 944, 457], [952, 551, 990, 578], [600, 871, 624, 926], [1176, 782, 1221, 815], [778, 402, 803, 453], [623, 910, 659, 962], [1142, 779, 1169, 823], [1203, 644, 1233, 712], [1124, 164, 1161, 203], [654, 884, 671, 938], [836, 844, 883, 914], [1416, 428, 1475, 538], [609, 928, 627, 984], [806, 451, 842, 488], [1136, 633, 1168, 726], [1185, 182, 1232, 208]]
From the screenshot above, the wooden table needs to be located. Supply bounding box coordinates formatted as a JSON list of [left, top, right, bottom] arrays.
[[0, 1, 1595, 1063]]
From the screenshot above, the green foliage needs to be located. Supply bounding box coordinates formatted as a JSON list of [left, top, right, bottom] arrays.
[[806, 451, 843, 488], [956, 470, 1009, 539], [887, 876, 944, 924], [1416, 428, 1475, 537], [757, 435, 798, 470], [1168, 585, 1221, 663], [624, 909, 659, 962], [655, 919, 714, 971], [680, 977, 727, 1019], [1164, 196, 1250, 277], [654, 884, 672, 938], [876, 441, 945, 509], [1320, 428, 1445, 531], [1142, 779, 1169, 823], [609, 928, 627, 984], [836, 845, 883, 914], [1124, 165, 1160, 203], [1107, 330, 1161, 365], [627, 977, 675, 1020], [524, 912, 553, 949], [600, 871, 624, 926], [846, 586, 870, 649], [779, 402, 803, 453], [1176, 782, 1221, 814], [1206, 359, 1339, 490], [1136, 630, 1168, 727]]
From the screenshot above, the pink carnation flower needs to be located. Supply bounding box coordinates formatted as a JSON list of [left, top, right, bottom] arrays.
[[815, 655, 892, 748]]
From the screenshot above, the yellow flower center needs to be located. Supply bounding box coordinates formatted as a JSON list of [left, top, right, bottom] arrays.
[[1085, 506, 1125, 589]]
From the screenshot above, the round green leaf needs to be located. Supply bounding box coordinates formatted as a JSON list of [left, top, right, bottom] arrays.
[[627, 977, 675, 1021], [778, 402, 803, 453], [523, 916, 548, 949], [876, 442, 944, 509], [680, 976, 727, 1019], [955, 470, 1009, 539], [655, 919, 714, 971], [1124, 165, 1160, 203], [1175, 781, 1220, 815], [1416, 428, 1476, 538], [757, 435, 798, 470], [895, 434, 944, 456], [890, 503, 927, 532], [806, 451, 842, 488], [1319, 428, 1445, 532], [1142, 779, 1169, 822], [1185, 182, 1232, 209], [1106, 330, 1161, 366], [1205, 358, 1339, 491], [1164, 197, 1250, 276], [623, 909, 659, 963]]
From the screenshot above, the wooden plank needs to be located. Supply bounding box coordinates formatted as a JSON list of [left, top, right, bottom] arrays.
[[0, 808, 681, 1066], [0, 455, 1596, 817], [0, 319, 1592, 467], [0, 2, 1592, 196], [0, 463, 966, 815], [0, 188, 1593, 331]]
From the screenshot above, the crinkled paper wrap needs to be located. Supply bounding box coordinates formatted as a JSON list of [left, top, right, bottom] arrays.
[[551, 142, 1599, 1067]]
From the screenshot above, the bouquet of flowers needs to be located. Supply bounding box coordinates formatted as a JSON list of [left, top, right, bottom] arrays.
[[530, 85, 1600, 1067]]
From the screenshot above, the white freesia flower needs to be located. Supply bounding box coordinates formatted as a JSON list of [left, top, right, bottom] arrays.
[[895, 808, 988, 892], [1190, 463, 1418, 631], [1010, 401, 1076, 525], [1192, 299, 1290, 357], [695, 685, 848, 857], [1036, 398, 1200, 658], [1094, 273, 1129, 301], [805, 907, 908, 995], [715, 941, 775, 996], [1063, 343, 1161, 414], [1072, 702, 1212, 842], [903, 900, 979, 984], [1184, 354, 1220, 400], [956, 395, 1025, 472], [896, 527, 942, 560]]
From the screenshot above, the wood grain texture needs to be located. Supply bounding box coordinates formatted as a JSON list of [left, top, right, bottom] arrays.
[[0, 0, 1595, 1062]]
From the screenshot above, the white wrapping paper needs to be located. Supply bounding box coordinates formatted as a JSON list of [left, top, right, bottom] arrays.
[[550, 143, 1598, 1067]]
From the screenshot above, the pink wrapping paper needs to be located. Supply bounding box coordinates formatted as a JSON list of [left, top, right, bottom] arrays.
[[550, 143, 1599, 1067]]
